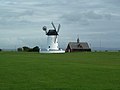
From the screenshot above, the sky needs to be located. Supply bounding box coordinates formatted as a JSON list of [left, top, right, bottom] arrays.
[[0, 0, 120, 50]]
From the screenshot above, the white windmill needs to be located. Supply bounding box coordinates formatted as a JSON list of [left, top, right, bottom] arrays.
[[40, 22, 65, 53]]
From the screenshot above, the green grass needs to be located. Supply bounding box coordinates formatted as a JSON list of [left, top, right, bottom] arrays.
[[0, 52, 120, 90]]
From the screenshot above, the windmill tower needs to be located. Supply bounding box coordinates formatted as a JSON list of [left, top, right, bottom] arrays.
[[41, 22, 65, 53]]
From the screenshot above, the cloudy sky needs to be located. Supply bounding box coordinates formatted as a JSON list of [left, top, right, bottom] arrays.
[[0, 0, 120, 50]]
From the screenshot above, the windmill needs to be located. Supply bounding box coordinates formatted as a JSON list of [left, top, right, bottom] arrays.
[[40, 22, 65, 53], [42, 22, 61, 50]]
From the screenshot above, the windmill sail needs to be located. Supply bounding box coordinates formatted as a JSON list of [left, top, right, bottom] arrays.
[[42, 26, 47, 34], [57, 24, 60, 33], [54, 35, 57, 43], [51, 22, 56, 30]]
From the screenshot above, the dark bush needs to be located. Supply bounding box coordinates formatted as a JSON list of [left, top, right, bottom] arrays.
[[33, 46, 39, 52], [23, 46, 30, 52], [17, 48, 23, 52], [22, 46, 39, 52]]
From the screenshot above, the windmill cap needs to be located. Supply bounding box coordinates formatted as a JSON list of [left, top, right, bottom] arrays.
[[46, 30, 58, 35]]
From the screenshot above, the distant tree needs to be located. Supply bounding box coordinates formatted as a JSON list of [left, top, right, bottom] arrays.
[[17, 48, 22, 52], [105, 50, 108, 52], [0, 49, 2, 52], [22, 46, 39, 52], [23, 46, 30, 52], [94, 50, 97, 52], [28, 48, 33, 52], [33, 46, 39, 52]]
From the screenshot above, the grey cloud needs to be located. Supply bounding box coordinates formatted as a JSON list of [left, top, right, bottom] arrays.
[[60, 10, 114, 26], [103, 0, 120, 6]]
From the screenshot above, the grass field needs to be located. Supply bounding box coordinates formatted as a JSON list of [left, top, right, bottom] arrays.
[[0, 52, 120, 90]]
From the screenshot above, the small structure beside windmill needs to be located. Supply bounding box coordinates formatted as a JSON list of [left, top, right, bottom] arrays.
[[40, 22, 65, 53], [66, 38, 91, 52]]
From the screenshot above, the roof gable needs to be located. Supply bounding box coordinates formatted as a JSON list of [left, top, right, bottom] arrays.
[[68, 42, 90, 49]]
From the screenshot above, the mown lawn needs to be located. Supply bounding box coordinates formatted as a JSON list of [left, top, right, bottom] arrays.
[[0, 52, 120, 90]]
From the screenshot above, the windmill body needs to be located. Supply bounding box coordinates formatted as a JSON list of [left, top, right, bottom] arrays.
[[46, 30, 58, 50], [40, 22, 65, 53]]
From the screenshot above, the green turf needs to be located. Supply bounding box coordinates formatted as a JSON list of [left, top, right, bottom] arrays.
[[0, 52, 120, 90]]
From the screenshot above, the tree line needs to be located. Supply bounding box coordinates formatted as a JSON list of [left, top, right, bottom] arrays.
[[17, 46, 39, 52]]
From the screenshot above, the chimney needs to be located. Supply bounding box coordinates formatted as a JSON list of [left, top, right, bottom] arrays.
[[77, 38, 80, 43]]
